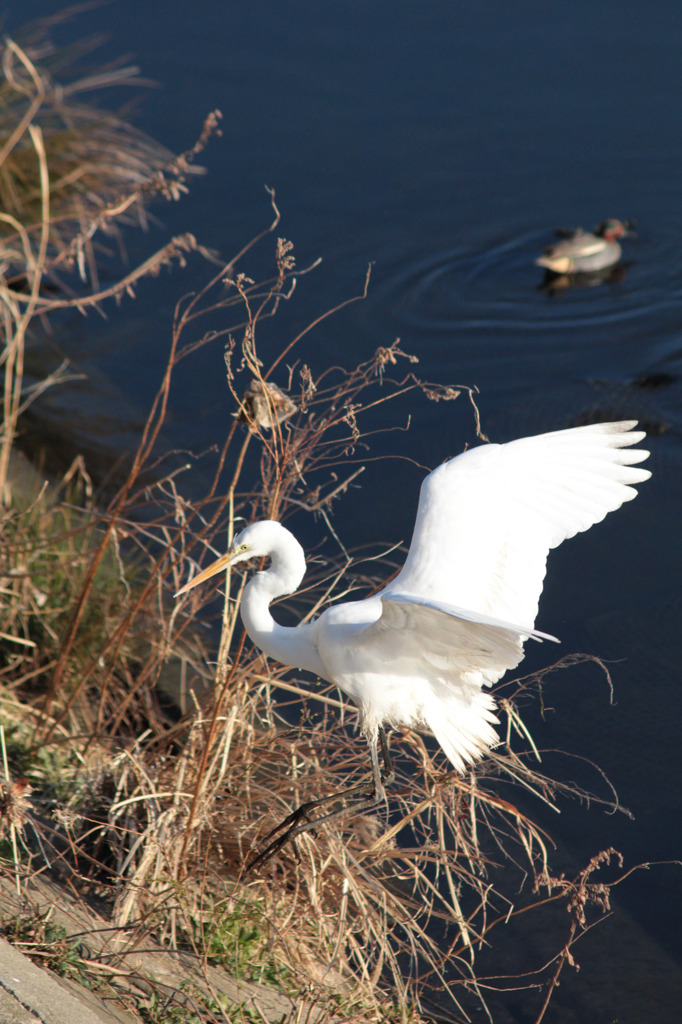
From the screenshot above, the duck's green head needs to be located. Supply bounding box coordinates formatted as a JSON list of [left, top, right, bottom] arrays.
[[596, 218, 635, 240]]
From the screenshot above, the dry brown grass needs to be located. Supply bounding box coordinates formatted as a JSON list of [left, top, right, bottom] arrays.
[[0, 22, 220, 503]]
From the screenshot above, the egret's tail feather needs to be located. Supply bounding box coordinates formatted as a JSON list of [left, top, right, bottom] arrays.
[[424, 687, 499, 773]]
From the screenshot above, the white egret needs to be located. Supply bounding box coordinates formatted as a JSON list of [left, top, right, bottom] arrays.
[[176, 421, 650, 860]]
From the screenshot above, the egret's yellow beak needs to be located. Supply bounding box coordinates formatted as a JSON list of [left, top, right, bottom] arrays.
[[175, 549, 240, 598]]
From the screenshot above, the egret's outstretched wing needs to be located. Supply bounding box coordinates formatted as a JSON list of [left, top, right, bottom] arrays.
[[384, 421, 651, 629]]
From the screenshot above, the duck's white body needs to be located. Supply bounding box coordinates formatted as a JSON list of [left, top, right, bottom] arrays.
[[536, 218, 631, 274]]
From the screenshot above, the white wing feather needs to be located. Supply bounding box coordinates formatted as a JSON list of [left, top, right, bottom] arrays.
[[383, 421, 651, 630], [358, 594, 552, 684]]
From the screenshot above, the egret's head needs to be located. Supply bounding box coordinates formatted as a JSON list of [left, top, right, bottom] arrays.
[[174, 520, 286, 597]]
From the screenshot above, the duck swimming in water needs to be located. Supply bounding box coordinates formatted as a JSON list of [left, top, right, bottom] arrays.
[[536, 218, 634, 275]]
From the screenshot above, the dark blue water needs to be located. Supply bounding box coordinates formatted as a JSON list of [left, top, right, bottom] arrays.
[[13, 2, 682, 1019]]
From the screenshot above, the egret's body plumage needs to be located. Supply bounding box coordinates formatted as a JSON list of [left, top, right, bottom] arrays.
[[178, 421, 650, 791]]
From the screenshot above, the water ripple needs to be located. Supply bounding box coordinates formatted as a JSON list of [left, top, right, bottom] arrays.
[[378, 222, 682, 337]]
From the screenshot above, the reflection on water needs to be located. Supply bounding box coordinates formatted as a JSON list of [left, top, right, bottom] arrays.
[[10, 0, 682, 1017], [537, 260, 630, 294]]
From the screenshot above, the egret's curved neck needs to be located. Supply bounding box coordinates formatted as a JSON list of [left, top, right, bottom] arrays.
[[240, 534, 325, 677]]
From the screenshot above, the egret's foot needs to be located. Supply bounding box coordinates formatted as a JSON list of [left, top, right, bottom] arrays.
[[245, 782, 384, 873]]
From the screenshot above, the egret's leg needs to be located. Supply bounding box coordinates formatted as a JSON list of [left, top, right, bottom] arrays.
[[246, 726, 395, 873], [367, 726, 394, 799], [378, 725, 395, 788], [368, 729, 385, 802]]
